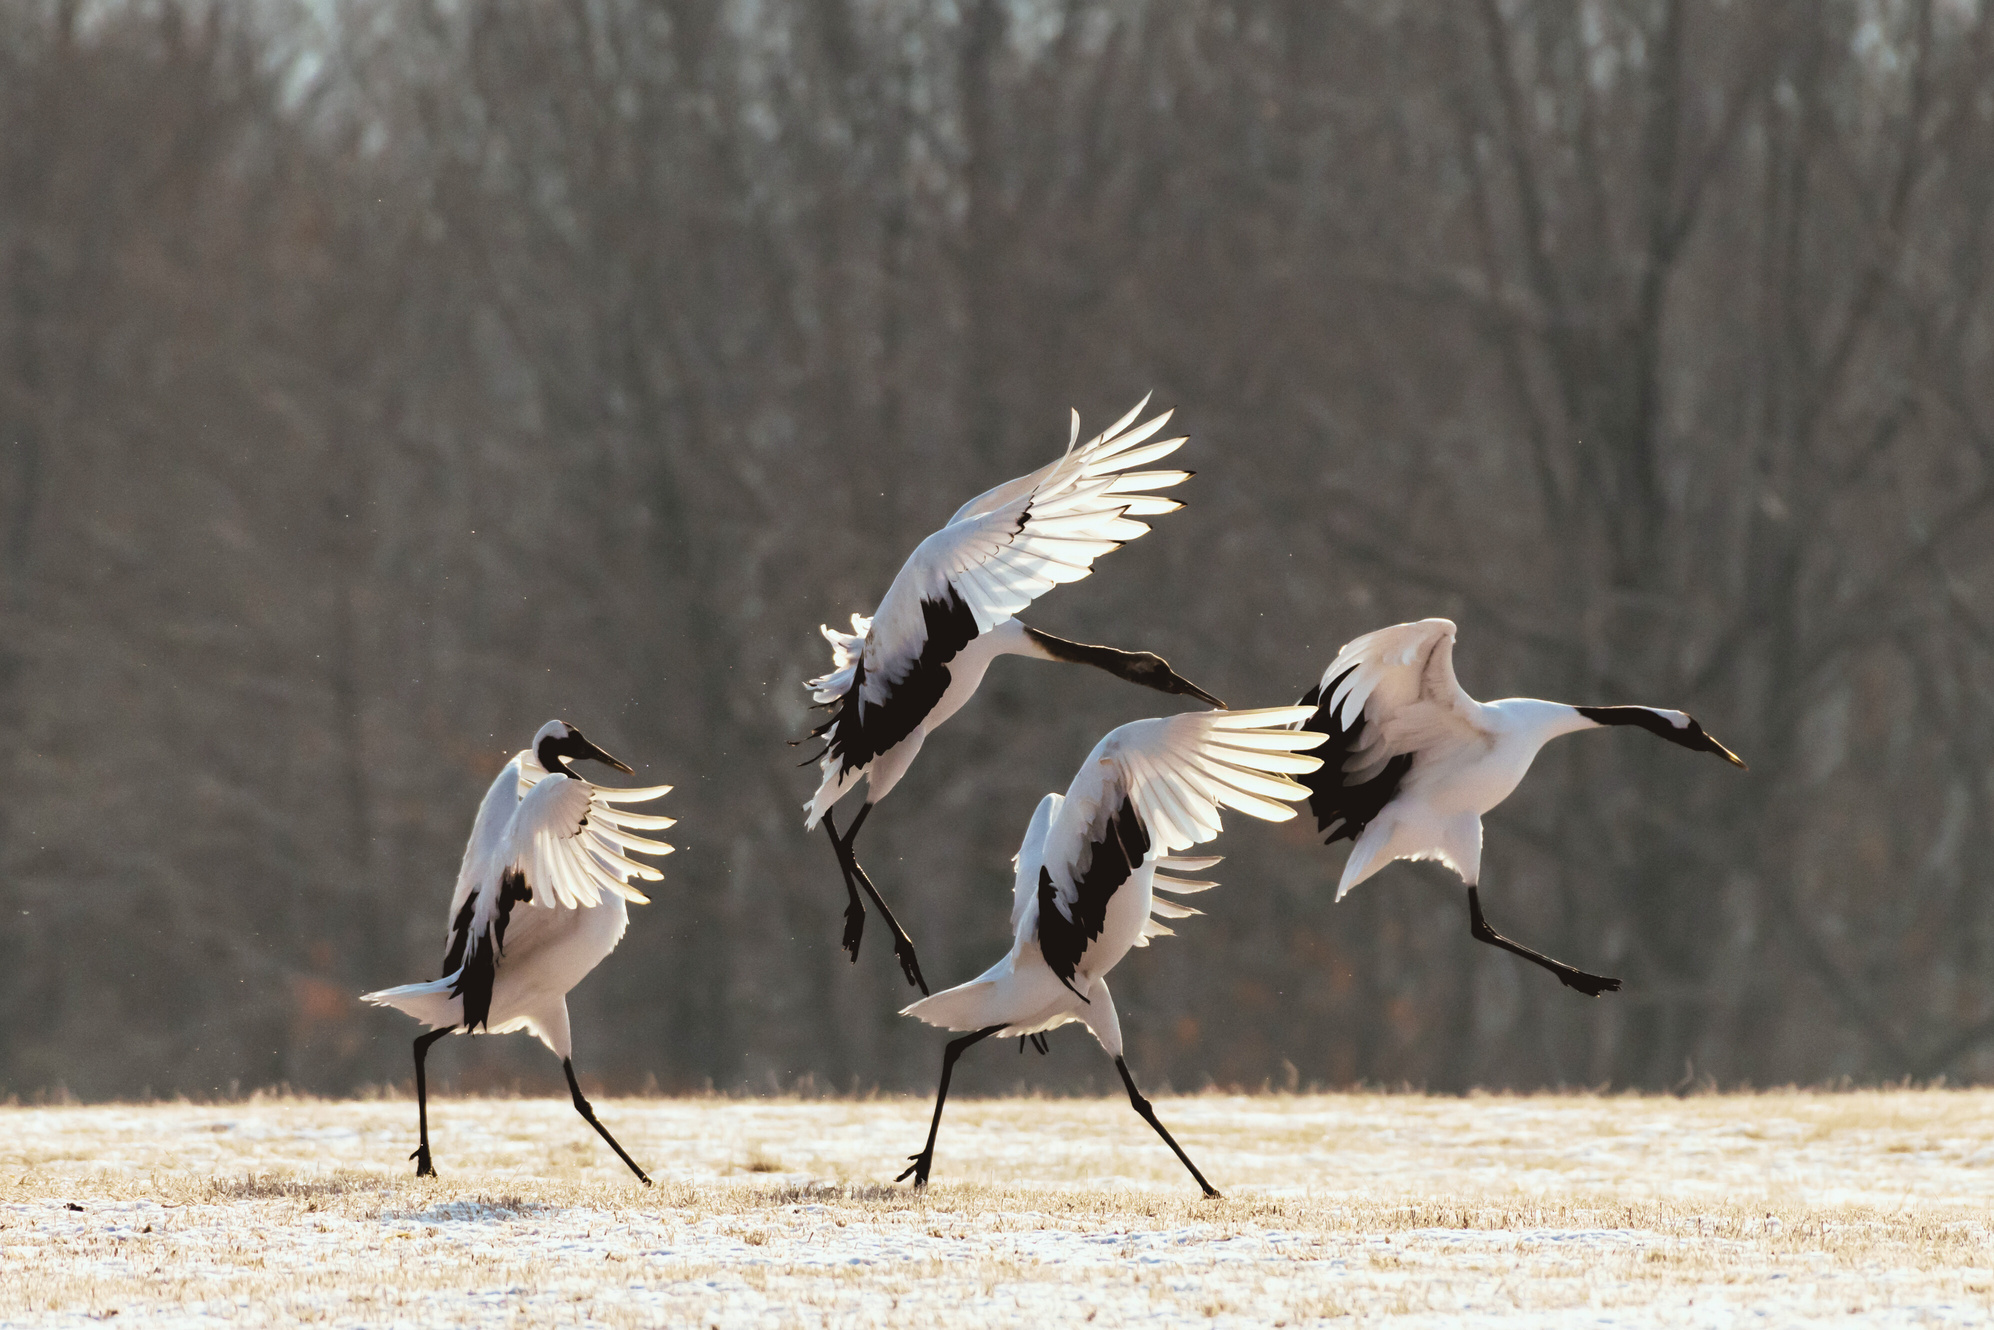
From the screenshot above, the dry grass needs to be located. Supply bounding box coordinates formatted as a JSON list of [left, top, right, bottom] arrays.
[[3, 1089, 1992, 1325]]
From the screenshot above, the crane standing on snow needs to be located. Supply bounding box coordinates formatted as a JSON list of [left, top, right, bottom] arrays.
[[362, 720, 674, 1183], [896, 707, 1326, 1197]]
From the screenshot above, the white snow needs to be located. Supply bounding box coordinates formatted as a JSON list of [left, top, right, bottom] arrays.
[[4, 1090, 1993, 1326]]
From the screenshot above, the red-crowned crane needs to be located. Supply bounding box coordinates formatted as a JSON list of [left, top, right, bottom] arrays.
[[896, 706, 1325, 1196], [799, 396, 1223, 994], [1293, 619, 1745, 996], [362, 720, 674, 1182]]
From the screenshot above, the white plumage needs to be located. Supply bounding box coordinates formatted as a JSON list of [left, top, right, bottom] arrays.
[[797, 396, 1223, 993], [895, 707, 1326, 1196], [1293, 618, 1745, 995], [361, 719, 672, 1182]]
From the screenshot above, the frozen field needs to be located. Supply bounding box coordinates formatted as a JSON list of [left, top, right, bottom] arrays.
[[3, 1089, 1992, 1327]]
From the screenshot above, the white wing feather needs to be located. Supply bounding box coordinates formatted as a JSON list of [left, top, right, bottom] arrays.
[[1152, 876, 1219, 894], [441, 753, 530, 945], [806, 398, 1191, 707], [1040, 707, 1327, 929], [457, 772, 674, 954], [1318, 618, 1488, 780], [1010, 792, 1063, 936], [594, 781, 677, 804]]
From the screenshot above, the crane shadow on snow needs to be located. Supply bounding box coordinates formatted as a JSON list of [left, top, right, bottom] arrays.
[[752, 1180, 904, 1206], [198, 1171, 551, 1224], [198, 1170, 393, 1204], [386, 1198, 545, 1224], [381, 1182, 903, 1222]]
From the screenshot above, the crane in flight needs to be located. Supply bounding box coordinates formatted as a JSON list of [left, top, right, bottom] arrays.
[[800, 396, 1223, 993]]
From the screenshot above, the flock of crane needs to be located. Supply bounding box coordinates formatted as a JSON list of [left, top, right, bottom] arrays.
[[362, 397, 1746, 1196]]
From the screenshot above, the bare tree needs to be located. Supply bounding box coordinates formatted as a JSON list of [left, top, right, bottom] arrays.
[[8, 0, 1994, 1099]]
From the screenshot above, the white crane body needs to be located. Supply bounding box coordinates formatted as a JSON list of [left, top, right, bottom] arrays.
[[896, 708, 1327, 1194], [805, 619, 1049, 819], [360, 720, 673, 1182], [1294, 619, 1744, 995]]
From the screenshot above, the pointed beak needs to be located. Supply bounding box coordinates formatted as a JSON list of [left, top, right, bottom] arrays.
[[1707, 734, 1748, 769], [1176, 677, 1227, 709], [580, 739, 634, 774]]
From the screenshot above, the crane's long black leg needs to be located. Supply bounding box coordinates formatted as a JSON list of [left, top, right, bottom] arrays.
[[897, 1025, 1001, 1187], [829, 803, 928, 995], [822, 809, 870, 964], [1468, 886, 1621, 997], [844, 857, 927, 995], [563, 1059, 652, 1186], [409, 1028, 450, 1178], [1115, 1056, 1220, 1198]]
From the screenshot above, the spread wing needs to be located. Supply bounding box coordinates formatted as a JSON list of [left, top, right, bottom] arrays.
[[503, 773, 673, 911], [1296, 618, 1489, 844], [1033, 707, 1326, 987], [801, 397, 1192, 789], [446, 771, 674, 1031], [1139, 852, 1227, 948]]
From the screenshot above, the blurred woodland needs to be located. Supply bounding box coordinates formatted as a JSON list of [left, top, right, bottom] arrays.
[[6, 0, 1994, 1100]]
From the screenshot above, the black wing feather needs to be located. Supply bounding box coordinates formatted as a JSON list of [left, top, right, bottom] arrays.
[[1297, 666, 1412, 845], [816, 585, 981, 779], [449, 868, 532, 1032], [441, 896, 477, 977], [1036, 794, 1150, 994]]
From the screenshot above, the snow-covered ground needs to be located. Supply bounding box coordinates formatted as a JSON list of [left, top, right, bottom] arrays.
[[4, 1090, 1992, 1326]]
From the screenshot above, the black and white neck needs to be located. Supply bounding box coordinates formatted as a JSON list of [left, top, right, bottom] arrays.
[[537, 732, 581, 778], [1018, 623, 1226, 707], [1575, 705, 1747, 767], [532, 719, 634, 779]]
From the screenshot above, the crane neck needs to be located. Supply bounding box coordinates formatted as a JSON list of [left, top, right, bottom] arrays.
[[1019, 624, 1124, 669], [535, 735, 580, 779], [1490, 698, 1597, 747]]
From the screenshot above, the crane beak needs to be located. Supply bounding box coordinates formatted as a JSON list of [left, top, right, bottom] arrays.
[[1171, 675, 1227, 709], [1694, 722, 1748, 769], [1144, 654, 1226, 708], [579, 739, 635, 774]]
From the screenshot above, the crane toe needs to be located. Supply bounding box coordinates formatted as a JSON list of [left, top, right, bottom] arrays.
[[1560, 970, 1622, 997], [892, 936, 929, 994]]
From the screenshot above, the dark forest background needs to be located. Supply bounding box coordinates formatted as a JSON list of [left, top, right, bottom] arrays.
[[7, 0, 1994, 1100]]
